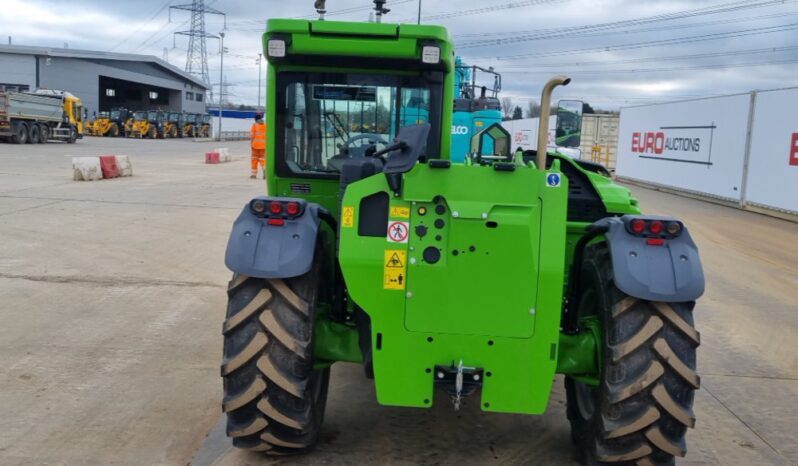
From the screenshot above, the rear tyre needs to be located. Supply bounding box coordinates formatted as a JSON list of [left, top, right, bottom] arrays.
[[109, 124, 120, 138], [27, 123, 40, 144], [67, 126, 77, 144], [11, 122, 28, 144], [147, 126, 156, 139], [222, 258, 330, 454], [38, 124, 49, 143], [566, 244, 700, 465]]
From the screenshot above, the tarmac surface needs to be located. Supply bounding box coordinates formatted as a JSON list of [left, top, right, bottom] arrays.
[[0, 137, 796, 465]]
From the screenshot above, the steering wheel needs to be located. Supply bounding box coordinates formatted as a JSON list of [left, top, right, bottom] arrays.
[[343, 134, 389, 158]]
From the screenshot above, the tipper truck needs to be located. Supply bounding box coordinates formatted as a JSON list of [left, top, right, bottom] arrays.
[[0, 89, 84, 144]]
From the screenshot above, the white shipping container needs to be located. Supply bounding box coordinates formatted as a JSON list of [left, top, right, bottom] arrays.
[[616, 94, 752, 201], [744, 87, 798, 214], [580, 114, 619, 169]]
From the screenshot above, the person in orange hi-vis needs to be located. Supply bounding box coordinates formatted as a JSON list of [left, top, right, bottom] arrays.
[[250, 113, 266, 179]]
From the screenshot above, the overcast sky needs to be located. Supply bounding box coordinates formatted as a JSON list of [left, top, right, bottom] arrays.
[[2, 0, 797, 110]]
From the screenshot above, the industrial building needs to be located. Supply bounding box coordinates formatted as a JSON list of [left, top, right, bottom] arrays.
[[0, 44, 209, 118]]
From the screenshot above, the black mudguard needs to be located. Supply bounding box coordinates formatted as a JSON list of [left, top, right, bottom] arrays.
[[595, 216, 705, 302], [224, 197, 322, 279]]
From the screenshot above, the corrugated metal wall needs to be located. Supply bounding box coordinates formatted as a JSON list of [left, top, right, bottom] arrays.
[[0, 53, 36, 90]]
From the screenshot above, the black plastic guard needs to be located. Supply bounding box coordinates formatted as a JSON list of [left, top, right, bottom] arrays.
[[224, 197, 321, 279], [596, 216, 705, 302]]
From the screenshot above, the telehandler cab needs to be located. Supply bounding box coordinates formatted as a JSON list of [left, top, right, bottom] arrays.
[[220, 2, 704, 463], [92, 108, 129, 137], [129, 110, 165, 139], [165, 112, 183, 138]]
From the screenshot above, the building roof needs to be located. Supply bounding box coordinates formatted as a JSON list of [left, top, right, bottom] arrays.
[[0, 44, 209, 90]]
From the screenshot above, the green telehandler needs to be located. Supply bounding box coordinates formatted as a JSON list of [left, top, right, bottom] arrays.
[[220, 2, 704, 463]]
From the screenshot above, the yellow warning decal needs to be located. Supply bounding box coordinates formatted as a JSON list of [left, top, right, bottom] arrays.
[[342, 206, 354, 228], [389, 206, 410, 219], [383, 249, 407, 290]]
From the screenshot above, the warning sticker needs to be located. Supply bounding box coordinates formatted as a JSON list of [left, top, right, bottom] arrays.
[[342, 206, 354, 228], [384, 250, 406, 290], [389, 206, 410, 219], [387, 221, 410, 243]]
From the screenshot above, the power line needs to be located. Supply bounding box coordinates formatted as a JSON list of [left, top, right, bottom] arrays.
[[488, 22, 798, 60], [500, 58, 798, 75], [397, 0, 568, 23], [107, 0, 173, 52], [456, 0, 798, 47], [458, 10, 798, 48], [226, 0, 417, 30], [499, 45, 798, 69]]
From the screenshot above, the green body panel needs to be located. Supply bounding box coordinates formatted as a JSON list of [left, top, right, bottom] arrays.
[[314, 319, 362, 365], [338, 163, 568, 413]]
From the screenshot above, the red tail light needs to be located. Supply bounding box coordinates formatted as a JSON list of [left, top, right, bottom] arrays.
[[267, 218, 285, 226], [269, 201, 282, 214], [649, 220, 663, 235], [630, 219, 646, 234], [286, 202, 300, 216]]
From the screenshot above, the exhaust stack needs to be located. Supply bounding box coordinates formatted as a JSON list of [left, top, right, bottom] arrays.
[[536, 75, 571, 171]]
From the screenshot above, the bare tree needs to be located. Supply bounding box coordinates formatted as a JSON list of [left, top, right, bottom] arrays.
[[500, 96, 514, 120], [526, 99, 541, 118]]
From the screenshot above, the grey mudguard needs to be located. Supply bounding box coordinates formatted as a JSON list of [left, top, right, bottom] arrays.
[[224, 197, 321, 279], [597, 216, 705, 302]]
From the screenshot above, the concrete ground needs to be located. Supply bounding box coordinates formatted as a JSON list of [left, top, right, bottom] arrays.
[[0, 137, 795, 466]]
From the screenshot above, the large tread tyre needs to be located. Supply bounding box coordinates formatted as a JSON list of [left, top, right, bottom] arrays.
[[566, 244, 700, 466], [147, 126, 157, 139], [38, 124, 49, 143], [109, 123, 120, 138], [67, 126, 77, 144], [11, 122, 28, 144], [27, 123, 40, 144], [221, 261, 330, 454]]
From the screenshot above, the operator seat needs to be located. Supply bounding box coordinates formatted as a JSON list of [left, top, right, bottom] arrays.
[[338, 157, 384, 201]]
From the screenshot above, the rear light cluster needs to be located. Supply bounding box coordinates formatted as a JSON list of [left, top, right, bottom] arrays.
[[250, 199, 304, 226], [627, 218, 683, 244]]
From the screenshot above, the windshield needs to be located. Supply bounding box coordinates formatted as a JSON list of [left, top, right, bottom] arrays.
[[168, 113, 180, 122], [276, 71, 443, 178], [185, 114, 196, 123], [148, 111, 159, 121], [110, 110, 120, 120], [134, 111, 147, 121]]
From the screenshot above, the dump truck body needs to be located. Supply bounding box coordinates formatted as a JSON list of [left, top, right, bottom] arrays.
[[0, 89, 84, 143]]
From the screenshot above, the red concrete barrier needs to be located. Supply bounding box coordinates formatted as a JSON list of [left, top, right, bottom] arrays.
[[99, 155, 119, 179], [206, 152, 220, 164]]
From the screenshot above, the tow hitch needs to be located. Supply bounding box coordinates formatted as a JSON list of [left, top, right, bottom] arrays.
[[434, 360, 484, 410]]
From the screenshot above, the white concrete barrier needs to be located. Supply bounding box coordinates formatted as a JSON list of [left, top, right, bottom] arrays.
[[72, 157, 103, 181], [115, 155, 133, 177], [215, 147, 232, 162]]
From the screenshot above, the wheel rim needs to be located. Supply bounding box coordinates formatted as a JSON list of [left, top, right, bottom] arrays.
[[574, 287, 599, 421]]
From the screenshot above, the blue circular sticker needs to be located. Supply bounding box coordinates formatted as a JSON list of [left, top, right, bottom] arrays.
[[546, 173, 561, 187]]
